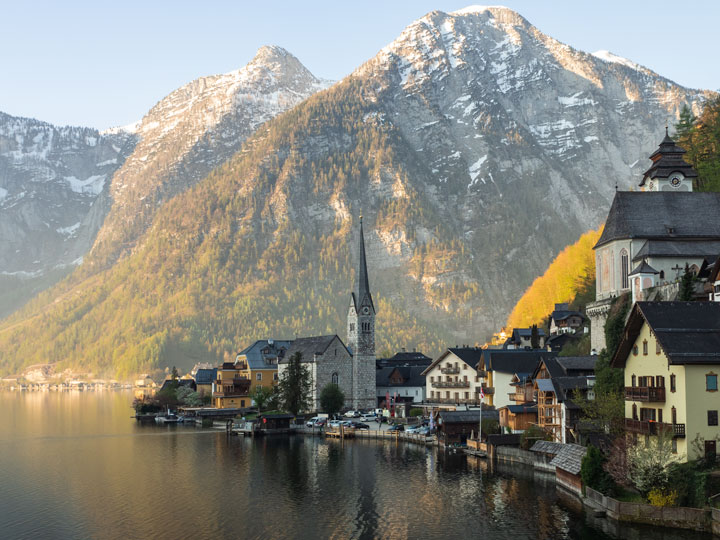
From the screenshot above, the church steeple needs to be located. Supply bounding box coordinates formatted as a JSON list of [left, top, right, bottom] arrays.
[[639, 129, 697, 191], [353, 216, 375, 313]]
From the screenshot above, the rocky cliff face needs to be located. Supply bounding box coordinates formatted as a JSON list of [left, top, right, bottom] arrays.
[[0, 112, 135, 317], [87, 45, 332, 269]]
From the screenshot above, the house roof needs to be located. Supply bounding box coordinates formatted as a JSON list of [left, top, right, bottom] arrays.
[[194, 368, 217, 385], [481, 350, 555, 374], [160, 379, 196, 392], [594, 192, 720, 249], [377, 351, 432, 368], [536, 378, 556, 393], [503, 404, 538, 414], [422, 347, 484, 375], [438, 410, 483, 424], [238, 339, 293, 370], [280, 335, 350, 363], [376, 365, 426, 387], [550, 309, 585, 323], [511, 327, 547, 339], [633, 240, 720, 262], [612, 302, 720, 367], [555, 356, 597, 375], [530, 440, 564, 455], [550, 444, 588, 475]]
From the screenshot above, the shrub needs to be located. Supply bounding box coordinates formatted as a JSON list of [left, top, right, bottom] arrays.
[[520, 424, 551, 450], [581, 445, 616, 495], [648, 488, 678, 507]]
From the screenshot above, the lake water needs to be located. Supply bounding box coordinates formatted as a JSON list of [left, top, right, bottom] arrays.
[[0, 391, 712, 540]]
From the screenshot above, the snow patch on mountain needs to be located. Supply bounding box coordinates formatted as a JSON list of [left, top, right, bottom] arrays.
[[592, 50, 642, 71]]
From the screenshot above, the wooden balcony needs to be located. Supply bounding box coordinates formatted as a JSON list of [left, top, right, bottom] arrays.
[[428, 397, 484, 406], [476, 386, 494, 395], [625, 418, 686, 438], [508, 392, 528, 402], [213, 378, 251, 397], [624, 386, 666, 402], [434, 380, 470, 388], [440, 367, 460, 374]]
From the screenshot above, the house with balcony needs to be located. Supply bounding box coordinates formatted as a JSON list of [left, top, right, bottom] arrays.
[[423, 347, 485, 408], [235, 339, 292, 396], [549, 303, 585, 335], [212, 362, 252, 409], [611, 301, 720, 461], [377, 365, 426, 408], [478, 350, 556, 408], [533, 356, 597, 443], [504, 327, 546, 349]]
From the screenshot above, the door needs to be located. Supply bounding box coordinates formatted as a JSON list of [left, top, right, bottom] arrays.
[[705, 440, 716, 460]]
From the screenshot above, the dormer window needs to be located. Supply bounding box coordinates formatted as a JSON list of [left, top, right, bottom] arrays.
[[665, 226, 676, 234]]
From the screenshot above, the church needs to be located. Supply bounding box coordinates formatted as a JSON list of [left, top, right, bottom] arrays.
[[278, 218, 377, 411], [587, 131, 720, 351]]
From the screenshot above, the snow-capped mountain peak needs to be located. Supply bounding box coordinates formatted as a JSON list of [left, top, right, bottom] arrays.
[[592, 49, 643, 71]]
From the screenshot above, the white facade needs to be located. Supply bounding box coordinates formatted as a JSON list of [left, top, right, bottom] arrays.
[[424, 351, 484, 405]]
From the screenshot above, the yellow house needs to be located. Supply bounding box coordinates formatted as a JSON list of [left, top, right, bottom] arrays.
[[235, 339, 292, 394], [212, 362, 251, 409], [611, 301, 720, 461]]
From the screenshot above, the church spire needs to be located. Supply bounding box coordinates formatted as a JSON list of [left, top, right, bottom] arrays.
[[356, 217, 370, 302]]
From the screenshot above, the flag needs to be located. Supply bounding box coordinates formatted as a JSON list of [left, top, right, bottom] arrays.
[[479, 386, 485, 400], [386, 390, 390, 409]]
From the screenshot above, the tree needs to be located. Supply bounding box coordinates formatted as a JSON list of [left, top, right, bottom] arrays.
[[628, 428, 679, 495], [277, 352, 312, 416], [319, 383, 345, 418], [573, 386, 625, 437], [679, 266, 696, 301], [581, 445, 615, 495], [252, 385, 274, 412], [530, 324, 540, 349], [171, 366, 179, 380]]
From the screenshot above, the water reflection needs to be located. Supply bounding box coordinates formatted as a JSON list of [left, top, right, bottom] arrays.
[[0, 392, 713, 540]]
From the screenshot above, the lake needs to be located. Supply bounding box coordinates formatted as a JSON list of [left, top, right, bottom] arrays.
[[0, 391, 711, 539]]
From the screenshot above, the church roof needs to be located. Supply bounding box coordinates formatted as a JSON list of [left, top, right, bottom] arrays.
[[640, 130, 698, 186], [628, 261, 659, 276], [633, 240, 720, 262], [280, 335, 351, 363], [595, 192, 720, 248]]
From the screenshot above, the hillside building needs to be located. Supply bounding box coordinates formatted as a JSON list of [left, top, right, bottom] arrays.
[[587, 132, 720, 351]]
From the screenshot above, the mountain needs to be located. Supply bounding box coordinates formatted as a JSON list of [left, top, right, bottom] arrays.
[[0, 7, 713, 378], [0, 112, 135, 317], [86, 45, 332, 270]]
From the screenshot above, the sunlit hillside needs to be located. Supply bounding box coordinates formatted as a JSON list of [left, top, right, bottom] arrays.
[[506, 227, 602, 329]]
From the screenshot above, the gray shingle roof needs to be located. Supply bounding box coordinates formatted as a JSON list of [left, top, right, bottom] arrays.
[[555, 356, 597, 375], [613, 302, 720, 367], [595, 192, 720, 248], [530, 440, 564, 455], [280, 335, 350, 363], [447, 347, 484, 369], [194, 368, 217, 385], [482, 350, 554, 374], [238, 339, 293, 370], [633, 240, 720, 262], [439, 410, 483, 424], [376, 365, 426, 387], [628, 261, 659, 276], [550, 444, 587, 475]]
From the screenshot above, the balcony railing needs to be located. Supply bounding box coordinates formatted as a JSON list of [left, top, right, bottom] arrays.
[[625, 418, 686, 438], [508, 392, 528, 402], [624, 386, 666, 402], [428, 397, 485, 406], [440, 366, 461, 374], [434, 380, 470, 388], [476, 386, 495, 395]]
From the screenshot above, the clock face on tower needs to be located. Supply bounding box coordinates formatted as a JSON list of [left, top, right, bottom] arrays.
[[669, 173, 684, 188], [362, 307, 370, 315]]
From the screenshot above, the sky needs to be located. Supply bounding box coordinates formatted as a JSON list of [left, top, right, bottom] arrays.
[[2, 0, 718, 130]]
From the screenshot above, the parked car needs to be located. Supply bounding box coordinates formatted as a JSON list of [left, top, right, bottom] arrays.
[[306, 417, 320, 427], [405, 425, 422, 434], [344, 410, 361, 418], [352, 422, 370, 430], [388, 424, 404, 432], [313, 418, 327, 427], [340, 420, 354, 427]]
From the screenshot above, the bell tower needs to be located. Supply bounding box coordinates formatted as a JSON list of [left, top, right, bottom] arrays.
[[639, 128, 697, 192], [347, 216, 376, 409]]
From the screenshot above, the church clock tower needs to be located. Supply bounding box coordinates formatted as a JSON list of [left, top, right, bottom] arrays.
[[347, 217, 376, 409]]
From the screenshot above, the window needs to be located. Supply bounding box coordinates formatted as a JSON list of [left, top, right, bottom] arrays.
[[658, 409, 662, 423], [659, 270, 665, 280], [643, 340, 648, 355], [632, 404, 638, 420], [464, 392, 469, 399], [640, 408, 656, 422], [350, 323, 355, 332], [633, 345, 639, 356], [430, 376, 434, 383], [431, 391, 434, 399], [656, 340, 661, 355], [256, 373, 262, 381], [707, 373, 718, 392], [656, 376, 664, 388], [671, 439, 677, 454], [670, 374, 676, 393], [463, 364, 467, 370], [631, 374, 636, 387], [332, 373, 339, 385], [672, 406, 677, 424], [621, 249, 629, 289], [273, 373, 278, 381], [709, 411, 719, 426]]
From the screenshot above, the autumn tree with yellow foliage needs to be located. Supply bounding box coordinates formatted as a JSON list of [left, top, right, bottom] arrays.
[[507, 227, 602, 330]]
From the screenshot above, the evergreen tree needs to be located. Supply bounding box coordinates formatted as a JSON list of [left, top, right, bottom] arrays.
[[319, 383, 345, 418], [679, 267, 696, 301], [277, 352, 312, 416], [530, 324, 540, 349]]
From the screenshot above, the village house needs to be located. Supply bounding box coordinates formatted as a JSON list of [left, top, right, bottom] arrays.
[[504, 327, 546, 349], [533, 356, 596, 443], [498, 403, 538, 433], [550, 444, 588, 496], [478, 350, 556, 409], [212, 362, 251, 409], [587, 132, 720, 351], [376, 365, 427, 408], [235, 339, 292, 394], [436, 410, 485, 446], [423, 347, 485, 407], [549, 303, 585, 335], [611, 301, 720, 461], [193, 368, 217, 396]]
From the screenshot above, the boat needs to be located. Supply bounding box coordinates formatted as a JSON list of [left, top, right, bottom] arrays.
[[155, 409, 181, 424]]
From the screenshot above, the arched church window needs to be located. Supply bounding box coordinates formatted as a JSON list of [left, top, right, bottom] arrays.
[[332, 373, 338, 385], [621, 249, 629, 289]]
